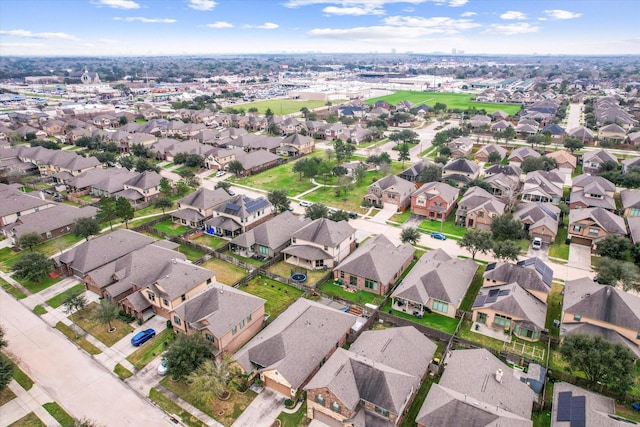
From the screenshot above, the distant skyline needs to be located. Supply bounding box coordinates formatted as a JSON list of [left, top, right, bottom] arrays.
[[0, 0, 639, 57]]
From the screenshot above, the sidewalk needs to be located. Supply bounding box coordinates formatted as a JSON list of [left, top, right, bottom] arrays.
[[0, 380, 62, 426]]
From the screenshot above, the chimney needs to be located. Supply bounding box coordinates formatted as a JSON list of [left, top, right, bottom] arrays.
[[495, 368, 503, 383]]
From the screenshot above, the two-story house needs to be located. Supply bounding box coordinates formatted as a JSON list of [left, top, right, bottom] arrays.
[[448, 137, 474, 158], [364, 175, 415, 211], [474, 144, 507, 163], [455, 186, 506, 230], [520, 169, 564, 204], [410, 181, 459, 221], [442, 158, 480, 187], [582, 149, 618, 174], [0, 183, 55, 227], [116, 170, 162, 205], [279, 133, 315, 156], [514, 202, 561, 243], [171, 188, 232, 228], [620, 189, 640, 218], [570, 174, 616, 211], [508, 147, 541, 167], [568, 207, 627, 249], [204, 194, 274, 238]]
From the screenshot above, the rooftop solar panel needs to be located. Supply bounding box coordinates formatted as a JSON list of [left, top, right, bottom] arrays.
[[485, 262, 497, 272], [485, 295, 498, 304], [540, 203, 558, 221], [225, 203, 241, 211], [488, 289, 500, 297], [498, 289, 511, 296], [473, 295, 487, 308], [557, 391, 572, 421], [570, 395, 586, 427]]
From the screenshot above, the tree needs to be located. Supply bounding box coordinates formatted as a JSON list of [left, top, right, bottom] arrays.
[[305, 203, 329, 220], [457, 229, 493, 259], [595, 235, 632, 261], [502, 126, 516, 145], [214, 181, 231, 192], [118, 155, 135, 170], [267, 190, 290, 213], [159, 177, 173, 198], [593, 258, 640, 291], [227, 160, 244, 177], [400, 227, 421, 245], [0, 354, 11, 391], [135, 158, 159, 173], [300, 107, 310, 118], [487, 150, 502, 164], [73, 217, 100, 241], [115, 198, 134, 229], [491, 214, 524, 241], [154, 196, 173, 214], [354, 164, 367, 184], [560, 334, 635, 394], [492, 240, 521, 262], [92, 299, 119, 333], [564, 137, 584, 153], [175, 180, 191, 197], [265, 108, 273, 117], [292, 158, 308, 180], [15, 232, 41, 252], [188, 355, 240, 403], [398, 143, 410, 167], [461, 179, 492, 194], [97, 197, 117, 231], [0, 325, 6, 349], [63, 293, 87, 338], [521, 156, 557, 173], [418, 164, 442, 183], [165, 333, 213, 381], [11, 252, 51, 283], [329, 210, 350, 222]]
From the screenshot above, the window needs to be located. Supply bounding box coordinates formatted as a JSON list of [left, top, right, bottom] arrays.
[[350, 276, 358, 287], [205, 333, 214, 342], [574, 314, 581, 321], [292, 237, 296, 243], [163, 299, 169, 306], [316, 395, 325, 406], [588, 228, 599, 236], [147, 292, 155, 302], [232, 326, 237, 334], [478, 211, 484, 217], [173, 316, 181, 325], [240, 319, 245, 329], [331, 402, 340, 413], [432, 300, 448, 314], [181, 294, 186, 302], [259, 246, 269, 255], [206, 278, 212, 284], [573, 225, 582, 232], [247, 313, 252, 322], [46, 231, 52, 238], [375, 406, 389, 417], [494, 313, 511, 327], [315, 260, 324, 268], [364, 279, 377, 291], [340, 271, 345, 279], [630, 208, 640, 217]]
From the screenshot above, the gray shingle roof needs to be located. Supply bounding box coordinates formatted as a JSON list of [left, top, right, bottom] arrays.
[[628, 217, 640, 244], [292, 218, 355, 247], [411, 181, 459, 204], [178, 187, 232, 211], [621, 189, 640, 210], [0, 183, 53, 218], [7, 204, 97, 238], [443, 158, 480, 174], [568, 207, 626, 235], [151, 259, 215, 301], [552, 382, 629, 427], [476, 284, 547, 331], [514, 202, 560, 236], [230, 211, 312, 251], [484, 261, 551, 295]]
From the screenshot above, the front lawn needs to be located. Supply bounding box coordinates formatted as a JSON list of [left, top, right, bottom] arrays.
[[318, 280, 384, 307], [45, 284, 85, 308], [4, 356, 34, 391], [389, 210, 412, 224], [149, 388, 207, 427], [267, 261, 328, 285], [20, 275, 62, 294], [114, 363, 133, 379], [277, 400, 307, 427], [72, 302, 134, 347], [549, 227, 569, 260], [42, 402, 74, 427], [382, 300, 460, 334], [127, 328, 174, 370], [200, 258, 248, 285], [239, 276, 304, 320], [0, 385, 16, 406], [8, 412, 45, 427], [459, 265, 486, 312], [0, 276, 26, 299], [153, 219, 191, 236], [55, 322, 101, 354], [0, 247, 20, 271], [160, 377, 257, 427], [418, 215, 466, 238]]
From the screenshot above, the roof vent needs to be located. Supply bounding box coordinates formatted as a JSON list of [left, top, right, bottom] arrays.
[[495, 368, 503, 383], [584, 293, 590, 298]]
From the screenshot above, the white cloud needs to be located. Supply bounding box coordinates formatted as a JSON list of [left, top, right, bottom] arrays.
[[461, 11, 476, 17], [484, 23, 540, 35], [255, 22, 279, 29], [383, 16, 480, 32], [544, 9, 582, 20], [0, 29, 79, 40], [285, 0, 465, 8], [187, 0, 216, 11], [94, 0, 140, 9], [113, 17, 176, 23], [206, 21, 233, 28], [323, 5, 384, 15], [500, 11, 527, 20], [447, 0, 468, 6]]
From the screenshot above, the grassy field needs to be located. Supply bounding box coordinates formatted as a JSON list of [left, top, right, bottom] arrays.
[[0, 385, 16, 405], [532, 410, 552, 427], [33, 305, 47, 315], [73, 302, 134, 347], [149, 388, 207, 427], [545, 283, 564, 337], [238, 157, 317, 197], [127, 328, 174, 370], [55, 322, 101, 355], [401, 375, 440, 427], [42, 402, 75, 427], [365, 90, 521, 115], [5, 357, 34, 391], [8, 412, 45, 427], [318, 280, 384, 306], [20, 275, 62, 294], [234, 99, 333, 115], [45, 284, 85, 308], [200, 258, 248, 285], [418, 215, 466, 238], [191, 234, 226, 250], [267, 261, 329, 285], [239, 275, 304, 320], [175, 244, 206, 262]]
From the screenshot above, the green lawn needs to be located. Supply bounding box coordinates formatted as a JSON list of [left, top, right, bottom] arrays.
[[222, 251, 263, 267], [175, 244, 206, 262], [549, 226, 569, 260], [71, 302, 135, 347], [6, 357, 34, 391], [389, 210, 412, 224], [114, 363, 134, 379], [235, 99, 333, 115], [20, 275, 62, 294], [365, 91, 522, 115], [267, 261, 328, 285], [153, 219, 191, 236], [401, 375, 440, 427], [55, 322, 102, 355], [8, 412, 45, 427], [382, 300, 460, 334], [162, 162, 175, 169], [149, 388, 207, 427], [191, 234, 226, 250], [532, 410, 552, 427], [42, 402, 74, 427], [318, 280, 384, 306], [240, 276, 304, 320], [45, 284, 85, 308], [277, 401, 307, 427], [418, 215, 466, 238], [33, 305, 47, 315], [239, 159, 317, 197], [459, 265, 486, 312], [0, 276, 26, 299], [545, 283, 564, 337], [0, 247, 20, 271], [127, 328, 174, 370], [0, 385, 16, 406], [200, 258, 248, 285], [616, 403, 640, 423]]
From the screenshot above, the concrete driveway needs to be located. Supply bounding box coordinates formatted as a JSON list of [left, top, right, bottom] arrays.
[[568, 244, 592, 271], [231, 389, 285, 427], [525, 243, 550, 261], [370, 204, 398, 224]]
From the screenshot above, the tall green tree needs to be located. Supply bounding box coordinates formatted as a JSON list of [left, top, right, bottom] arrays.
[[227, 160, 244, 177], [593, 258, 640, 291], [305, 203, 329, 220], [267, 189, 290, 213], [418, 164, 442, 184], [398, 143, 410, 168], [400, 227, 421, 245], [492, 240, 521, 262], [354, 164, 368, 184], [73, 217, 101, 241], [115, 198, 134, 229], [490, 214, 524, 241], [165, 333, 213, 381], [11, 252, 51, 283], [188, 356, 240, 402], [63, 293, 87, 338], [15, 232, 41, 252], [97, 197, 117, 231], [159, 177, 173, 198], [564, 137, 584, 152], [457, 229, 493, 259], [0, 354, 11, 391], [595, 235, 632, 261], [154, 196, 173, 214], [92, 299, 119, 333]]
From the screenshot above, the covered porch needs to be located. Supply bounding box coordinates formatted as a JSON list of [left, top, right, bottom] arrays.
[[204, 216, 242, 238], [170, 208, 205, 228]]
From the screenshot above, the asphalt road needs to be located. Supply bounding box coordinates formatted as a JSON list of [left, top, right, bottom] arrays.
[[0, 291, 170, 427]]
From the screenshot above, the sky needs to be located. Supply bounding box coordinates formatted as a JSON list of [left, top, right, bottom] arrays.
[[0, 0, 638, 56]]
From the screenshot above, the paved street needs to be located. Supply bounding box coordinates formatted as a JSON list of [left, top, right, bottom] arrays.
[[0, 291, 170, 427]]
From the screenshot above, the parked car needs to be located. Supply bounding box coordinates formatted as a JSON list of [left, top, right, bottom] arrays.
[[430, 232, 447, 240], [157, 358, 168, 376], [532, 237, 543, 250], [299, 200, 312, 207], [215, 170, 225, 177], [348, 212, 358, 219], [131, 328, 156, 346]]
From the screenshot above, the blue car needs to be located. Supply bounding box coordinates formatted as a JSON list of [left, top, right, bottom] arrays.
[[131, 328, 156, 346], [430, 232, 447, 240]]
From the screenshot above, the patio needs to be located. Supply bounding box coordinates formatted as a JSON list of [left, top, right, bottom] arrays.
[[470, 321, 512, 343]]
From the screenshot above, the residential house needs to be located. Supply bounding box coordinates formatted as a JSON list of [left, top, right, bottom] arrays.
[[232, 150, 281, 176], [491, 110, 510, 121], [0, 183, 55, 227], [442, 158, 481, 187], [151, 138, 214, 162], [448, 137, 474, 158], [491, 120, 513, 132], [622, 157, 640, 173], [482, 172, 520, 202], [171, 188, 232, 228], [469, 114, 492, 129], [455, 186, 506, 230], [562, 277, 640, 358], [582, 149, 618, 174], [229, 211, 312, 259], [305, 327, 435, 426], [485, 163, 522, 178], [333, 234, 415, 296], [628, 217, 640, 244], [364, 175, 415, 211], [391, 249, 478, 318], [398, 159, 439, 183], [520, 169, 564, 204], [570, 174, 616, 211], [474, 144, 507, 163], [204, 147, 244, 171], [508, 147, 541, 167], [16, 146, 101, 178], [599, 123, 627, 141], [552, 382, 633, 427], [628, 131, 640, 147], [279, 133, 315, 156], [568, 207, 627, 248], [347, 125, 373, 145], [204, 195, 274, 238], [483, 258, 553, 303], [282, 218, 356, 271], [514, 202, 561, 243], [117, 170, 162, 204], [567, 126, 595, 143], [410, 181, 459, 221], [541, 123, 566, 139], [170, 283, 266, 356], [4, 204, 97, 243], [545, 150, 577, 175], [416, 348, 536, 427], [621, 189, 640, 217], [234, 298, 356, 397], [79, 169, 139, 198]]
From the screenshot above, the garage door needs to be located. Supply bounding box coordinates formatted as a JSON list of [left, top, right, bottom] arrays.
[[264, 376, 291, 397], [531, 233, 551, 244], [313, 409, 342, 427], [571, 236, 591, 246]]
